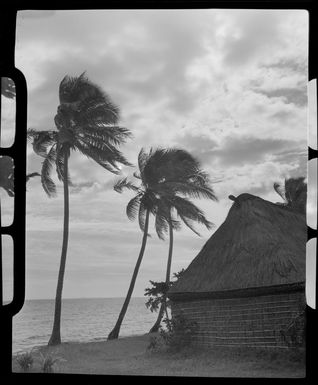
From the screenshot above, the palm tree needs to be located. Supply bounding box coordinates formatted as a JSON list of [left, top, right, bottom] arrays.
[[1, 77, 15, 99], [108, 147, 216, 339], [273, 177, 306, 214], [28, 72, 132, 346], [147, 153, 218, 332]]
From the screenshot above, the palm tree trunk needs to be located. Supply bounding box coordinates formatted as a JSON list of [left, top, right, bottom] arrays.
[[108, 209, 150, 340], [149, 217, 173, 333], [48, 153, 69, 346]]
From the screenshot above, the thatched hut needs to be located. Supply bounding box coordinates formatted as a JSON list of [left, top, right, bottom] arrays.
[[168, 193, 306, 348]]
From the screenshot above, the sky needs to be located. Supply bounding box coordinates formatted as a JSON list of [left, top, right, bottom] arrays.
[[0, 9, 312, 301]]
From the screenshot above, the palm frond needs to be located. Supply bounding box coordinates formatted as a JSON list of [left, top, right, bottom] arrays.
[[133, 171, 141, 180], [77, 136, 132, 168], [27, 129, 57, 158], [76, 97, 120, 126], [178, 214, 201, 236], [59, 72, 120, 124], [156, 181, 217, 201], [155, 211, 169, 240], [170, 196, 214, 231], [1, 77, 15, 99], [26, 172, 40, 182], [0, 156, 14, 196], [169, 210, 182, 231], [284, 177, 307, 213], [142, 147, 211, 189], [138, 148, 153, 182], [138, 199, 148, 232], [126, 194, 141, 221], [78, 125, 132, 146], [75, 141, 120, 174], [285, 177, 307, 202], [55, 144, 71, 184], [113, 177, 139, 193], [41, 144, 57, 197]]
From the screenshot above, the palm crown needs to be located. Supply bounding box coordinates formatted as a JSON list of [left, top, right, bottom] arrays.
[[114, 147, 217, 239], [273, 177, 306, 214], [28, 72, 132, 196]]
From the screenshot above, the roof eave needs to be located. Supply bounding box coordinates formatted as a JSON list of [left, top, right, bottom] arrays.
[[168, 282, 305, 302]]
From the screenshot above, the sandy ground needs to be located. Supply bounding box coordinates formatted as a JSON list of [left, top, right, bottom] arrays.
[[12, 334, 305, 377]]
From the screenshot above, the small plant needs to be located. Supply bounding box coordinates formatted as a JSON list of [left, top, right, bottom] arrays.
[[148, 313, 197, 352], [15, 351, 34, 372], [145, 280, 169, 313], [161, 314, 197, 351], [39, 351, 65, 373], [147, 335, 166, 353]]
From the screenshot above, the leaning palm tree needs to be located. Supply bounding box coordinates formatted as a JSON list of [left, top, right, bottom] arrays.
[[273, 177, 306, 215], [147, 155, 218, 332], [108, 147, 216, 339], [28, 72, 132, 346]]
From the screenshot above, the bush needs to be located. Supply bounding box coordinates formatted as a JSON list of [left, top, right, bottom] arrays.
[[15, 351, 34, 372], [147, 335, 167, 353], [38, 351, 65, 373], [148, 313, 197, 352]]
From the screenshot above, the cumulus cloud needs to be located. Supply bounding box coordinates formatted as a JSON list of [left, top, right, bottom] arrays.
[[253, 87, 307, 107], [14, 9, 308, 300], [213, 135, 296, 167], [222, 11, 283, 67]]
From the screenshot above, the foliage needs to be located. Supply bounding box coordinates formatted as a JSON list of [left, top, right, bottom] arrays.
[[0, 156, 14, 196], [274, 177, 307, 214], [144, 269, 185, 314], [113, 147, 217, 239], [28, 72, 132, 197], [15, 351, 34, 372], [0, 156, 40, 197], [148, 313, 197, 352], [109, 148, 215, 339], [38, 351, 65, 373], [1, 77, 15, 99], [145, 281, 170, 313]]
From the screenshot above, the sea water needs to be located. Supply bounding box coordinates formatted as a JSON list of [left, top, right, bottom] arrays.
[[12, 297, 158, 353]]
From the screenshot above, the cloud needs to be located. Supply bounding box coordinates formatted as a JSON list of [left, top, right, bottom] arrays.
[[253, 87, 307, 107], [262, 58, 308, 74], [214, 135, 296, 167], [173, 133, 300, 168], [172, 132, 218, 165], [222, 11, 283, 67], [14, 9, 309, 299]]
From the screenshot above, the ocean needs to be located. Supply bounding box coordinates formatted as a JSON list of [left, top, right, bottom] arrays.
[[12, 297, 158, 354]]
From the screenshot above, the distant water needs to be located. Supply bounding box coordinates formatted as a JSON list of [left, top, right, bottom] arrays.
[[12, 297, 158, 354]]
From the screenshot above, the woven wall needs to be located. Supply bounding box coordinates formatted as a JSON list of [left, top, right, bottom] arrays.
[[171, 290, 305, 348]]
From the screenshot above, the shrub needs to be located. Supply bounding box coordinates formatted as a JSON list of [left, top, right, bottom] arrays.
[[15, 351, 34, 372], [147, 335, 166, 353], [148, 313, 197, 352], [38, 351, 65, 373]]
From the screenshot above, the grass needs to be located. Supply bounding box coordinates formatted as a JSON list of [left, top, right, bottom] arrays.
[[12, 334, 305, 377]]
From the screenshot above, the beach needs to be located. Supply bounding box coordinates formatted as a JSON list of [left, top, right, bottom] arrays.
[[12, 333, 305, 377]]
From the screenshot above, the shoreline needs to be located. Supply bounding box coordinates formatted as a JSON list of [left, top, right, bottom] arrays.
[[12, 333, 305, 377]]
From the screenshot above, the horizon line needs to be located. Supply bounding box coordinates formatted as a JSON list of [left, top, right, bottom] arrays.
[[3, 296, 147, 303]]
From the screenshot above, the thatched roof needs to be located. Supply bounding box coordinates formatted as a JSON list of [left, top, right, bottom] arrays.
[[169, 193, 306, 300]]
